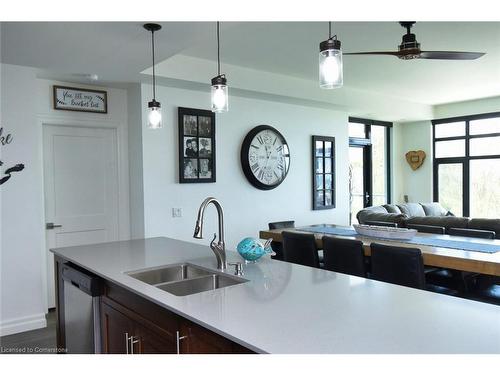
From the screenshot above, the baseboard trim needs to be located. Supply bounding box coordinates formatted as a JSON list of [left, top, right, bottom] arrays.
[[0, 314, 47, 337]]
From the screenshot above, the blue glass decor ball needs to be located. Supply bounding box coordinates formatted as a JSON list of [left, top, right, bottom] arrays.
[[237, 237, 273, 262]]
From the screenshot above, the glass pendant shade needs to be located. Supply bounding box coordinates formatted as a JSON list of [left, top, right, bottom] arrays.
[[319, 38, 343, 89], [211, 75, 228, 113], [147, 100, 162, 129]]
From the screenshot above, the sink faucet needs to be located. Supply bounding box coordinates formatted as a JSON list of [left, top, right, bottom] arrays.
[[193, 197, 227, 271]]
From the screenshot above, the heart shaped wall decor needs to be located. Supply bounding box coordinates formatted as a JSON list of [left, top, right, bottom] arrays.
[[405, 150, 426, 171]]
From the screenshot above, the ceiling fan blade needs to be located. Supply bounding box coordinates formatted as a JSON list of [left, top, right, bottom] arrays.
[[418, 51, 485, 60], [344, 51, 403, 57]]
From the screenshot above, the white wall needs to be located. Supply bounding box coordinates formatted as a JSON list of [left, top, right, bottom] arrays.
[[141, 84, 350, 250], [127, 84, 145, 239], [1, 64, 46, 335], [0, 66, 131, 335], [434, 96, 500, 119], [392, 121, 433, 204]]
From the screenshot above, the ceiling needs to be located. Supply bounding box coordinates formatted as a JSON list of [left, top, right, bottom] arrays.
[[2, 21, 500, 105]]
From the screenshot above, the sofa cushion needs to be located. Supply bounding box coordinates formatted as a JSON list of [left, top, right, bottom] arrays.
[[421, 202, 448, 217], [397, 203, 426, 217], [383, 204, 402, 214], [468, 219, 500, 239], [405, 216, 470, 230], [356, 211, 408, 227]]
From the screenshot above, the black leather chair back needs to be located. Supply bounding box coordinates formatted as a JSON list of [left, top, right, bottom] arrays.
[[407, 224, 445, 235], [269, 221, 295, 230], [370, 243, 426, 289], [448, 227, 495, 239], [365, 220, 398, 228], [282, 231, 319, 268], [268, 221, 295, 260], [322, 237, 366, 277]]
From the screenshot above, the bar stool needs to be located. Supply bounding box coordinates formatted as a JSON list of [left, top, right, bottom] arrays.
[[282, 231, 320, 268], [370, 243, 426, 289], [268, 221, 295, 260], [322, 236, 367, 277]]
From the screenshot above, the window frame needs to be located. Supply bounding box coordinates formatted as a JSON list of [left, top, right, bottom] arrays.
[[348, 117, 392, 206], [432, 111, 500, 217]]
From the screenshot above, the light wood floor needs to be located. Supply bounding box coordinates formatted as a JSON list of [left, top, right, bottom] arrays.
[[0, 310, 57, 354]]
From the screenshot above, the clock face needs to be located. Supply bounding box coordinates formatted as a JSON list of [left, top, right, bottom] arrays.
[[241, 125, 290, 190]]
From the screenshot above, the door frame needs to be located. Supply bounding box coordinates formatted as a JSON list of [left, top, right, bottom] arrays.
[[39, 116, 131, 311]]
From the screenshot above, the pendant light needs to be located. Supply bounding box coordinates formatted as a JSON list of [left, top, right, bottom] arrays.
[[211, 22, 228, 113], [144, 23, 163, 129], [319, 22, 343, 89]]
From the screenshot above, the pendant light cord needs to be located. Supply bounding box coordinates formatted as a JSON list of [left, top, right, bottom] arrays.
[[217, 21, 221, 76], [328, 21, 337, 40], [151, 29, 156, 100]]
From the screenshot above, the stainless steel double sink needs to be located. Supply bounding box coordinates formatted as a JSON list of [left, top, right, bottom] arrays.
[[126, 263, 248, 296]]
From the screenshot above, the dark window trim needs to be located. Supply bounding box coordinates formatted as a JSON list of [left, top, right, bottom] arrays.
[[432, 111, 500, 125], [348, 116, 392, 204], [432, 111, 500, 217]]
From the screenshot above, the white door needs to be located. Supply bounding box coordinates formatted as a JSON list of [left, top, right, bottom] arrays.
[[43, 125, 119, 308]]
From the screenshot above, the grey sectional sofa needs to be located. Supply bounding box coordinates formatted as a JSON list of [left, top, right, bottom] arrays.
[[356, 202, 500, 239]]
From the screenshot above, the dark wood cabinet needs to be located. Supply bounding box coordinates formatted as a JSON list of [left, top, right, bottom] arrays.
[[101, 301, 133, 354], [99, 281, 254, 354], [178, 318, 233, 354]]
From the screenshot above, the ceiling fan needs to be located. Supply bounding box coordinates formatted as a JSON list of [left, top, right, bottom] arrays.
[[344, 22, 485, 60]]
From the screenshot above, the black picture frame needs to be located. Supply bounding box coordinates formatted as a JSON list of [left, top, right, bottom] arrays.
[[178, 107, 216, 183], [53, 85, 108, 113], [312, 136, 336, 210]]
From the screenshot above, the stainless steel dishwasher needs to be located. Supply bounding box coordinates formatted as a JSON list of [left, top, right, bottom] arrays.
[[62, 263, 102, 353]]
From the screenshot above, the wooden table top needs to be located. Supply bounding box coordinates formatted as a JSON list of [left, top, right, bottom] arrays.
[[259, 224, 500, 276]]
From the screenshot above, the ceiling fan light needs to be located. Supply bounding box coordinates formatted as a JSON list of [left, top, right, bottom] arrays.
[[319, 38, 343, 89]]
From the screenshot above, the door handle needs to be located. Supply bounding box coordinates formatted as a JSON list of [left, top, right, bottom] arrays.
[[46, 222, 62, 230], [125, 332, 130, 354]]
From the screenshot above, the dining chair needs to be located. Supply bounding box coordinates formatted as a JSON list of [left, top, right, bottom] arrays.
[[370, 243, 426, 289], [407, 224, 446, 235], [431, 227, 495, 293], [281, 231, 320, 268], [322, 236, 366, 277], [447, 227, 496, 239], [268, 221, 295, 260], [364, 220, 398, 228]]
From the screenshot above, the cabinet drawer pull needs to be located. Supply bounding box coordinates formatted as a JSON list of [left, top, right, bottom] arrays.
[[130, 336, 140, 354], [176, 330, 188, 354], [125, 332, 130, 354]]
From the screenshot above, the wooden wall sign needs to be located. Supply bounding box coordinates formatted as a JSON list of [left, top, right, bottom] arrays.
[[53, 85, 107, 113], [405, 150, 426, 170]]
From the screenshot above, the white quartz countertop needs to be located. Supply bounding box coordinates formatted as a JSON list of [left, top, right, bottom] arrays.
[[51, 237, 500, 354]]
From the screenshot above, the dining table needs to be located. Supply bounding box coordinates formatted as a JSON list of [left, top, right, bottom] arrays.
[[259, 224, 500, 276]]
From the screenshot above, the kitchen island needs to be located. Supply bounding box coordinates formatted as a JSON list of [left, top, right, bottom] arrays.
[[51, 237, 500, 354]]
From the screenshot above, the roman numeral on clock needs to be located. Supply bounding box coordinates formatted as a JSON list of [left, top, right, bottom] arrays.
[[251, 163, 260, 172], [256, 135, 264, 145]]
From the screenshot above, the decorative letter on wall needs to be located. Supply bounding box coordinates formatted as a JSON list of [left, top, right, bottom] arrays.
[[405, 150, 426, 171], [0, 125, 25, 185]]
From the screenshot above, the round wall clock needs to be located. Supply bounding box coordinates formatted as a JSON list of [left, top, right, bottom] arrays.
[[241, 125, 291, 190]]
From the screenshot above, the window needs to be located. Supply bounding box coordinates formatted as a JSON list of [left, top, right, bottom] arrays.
[[433, 112, 500, 218], [348, 117, 392, 224]]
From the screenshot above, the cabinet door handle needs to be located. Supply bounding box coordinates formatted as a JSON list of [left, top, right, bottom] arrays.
[[176, 330, 187, 354], [125, 332, 130, 354], [130, 336, 140, 354]]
